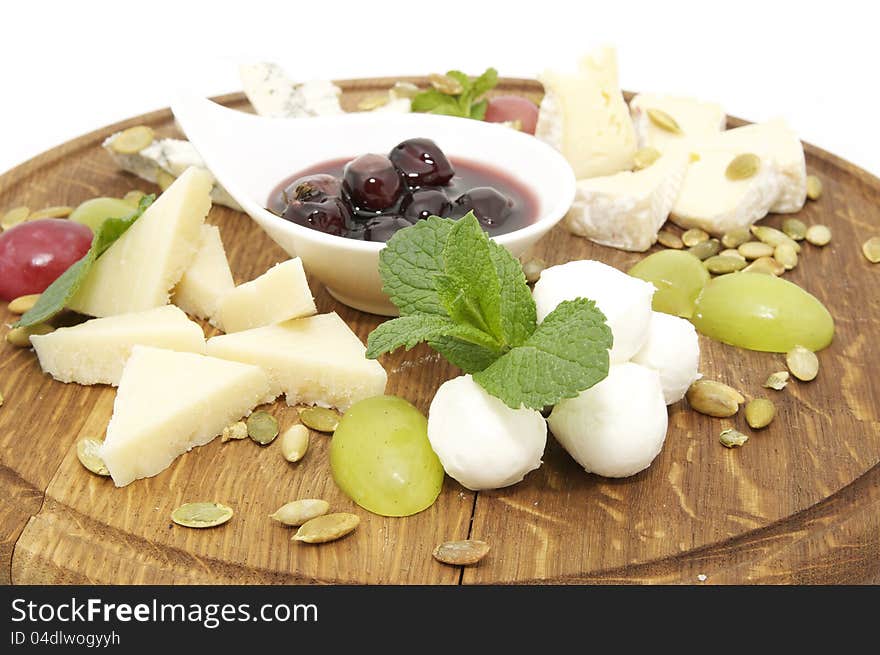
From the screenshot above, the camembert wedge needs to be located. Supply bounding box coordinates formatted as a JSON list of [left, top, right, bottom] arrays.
[[206, 312, 387, 411], [31, 305, 205, 386], [100, 345, 272, 487], [68, 167, 212, 317], [172, 224, 234, 327], [630, 94, 726, 152]]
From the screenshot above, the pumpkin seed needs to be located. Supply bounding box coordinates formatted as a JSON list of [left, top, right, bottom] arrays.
[[704, 255, 746, 275], [743, 256, 784, 276], [738, 241, 775, 260], [171, 502, 234, 529], [686, 379, 744, 417], [774, 243, 798, 270], [281, 424, 310, 462], [221, 421, 248, 442], [28, 205, 73, 220], [689, 152, 701, 163], [389, 81, 420, 100], [786, 346, 819, 381], [682, 228, 709, 247], [357, 94, 390, 111], [687, 238, 720, 261], [657, 229, 684, 249], [722, 227, 751, 249], [522, 258, 546, 284], [646, 108, 681, 134], [122, 190, 146, 207], [806, 175, 823, 200], [433, 540, 491, 566], [720, 428, 749, 448], [633, 147, 662, 170], [76, 438, 110, 476], [292, 512, 360, 543], [763, 371, 790, 390], [750, 225, 801, 253], [299, 406, 340, 433], [782, 218, 807, 241], [719, 248, 746, 261], [8, 294, 40, 314], [156, 168, 176, 192], [1, 206, 30, 230], [861, 236, 880, 263], [725, 153, 761, 181], [429, 73, 463, 95], [269, 499, 329, 527], [110, 125, 155, 154], [6, 323, 53, 348], [247, 411, 278, 445], [745, 398, 776, 429], [805, 224, 831, 247]]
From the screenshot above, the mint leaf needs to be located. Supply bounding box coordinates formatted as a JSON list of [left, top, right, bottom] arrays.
[[410, 67, 499, 121], [15, 194, 155, 328], [411, 89, 467, 117], [469, 99, 489, 120], [428, 336, 499, 374], [473, 299, 613, 410], [487, 239, 535, 348], [470, 67, 498, 97], [366, 314, 501, 359]]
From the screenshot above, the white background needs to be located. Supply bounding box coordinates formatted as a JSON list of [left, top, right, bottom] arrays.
[[1, 0, 878, 175]]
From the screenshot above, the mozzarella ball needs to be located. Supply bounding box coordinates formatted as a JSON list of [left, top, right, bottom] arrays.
[[427, 375, 547, 491], [631, 311, 701, 404], [532, 260, 654, 362], [548, 362, 668, 478]]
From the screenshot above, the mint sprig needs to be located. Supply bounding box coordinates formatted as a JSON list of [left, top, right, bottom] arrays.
[[366, 213, 612, 409], [15, 194, 155, 328], [411, 68, 499, 120]]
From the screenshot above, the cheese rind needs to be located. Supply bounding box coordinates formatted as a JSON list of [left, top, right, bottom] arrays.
[[100, 345, 272, 487], [630, 94, 726, 151], [206, 313, 387, 410], [218, 258, 316, 333], [535, 47, 637, 179], [172, 224, 234, 327], [31, 305, 205, 386], [69, 167, 212, 317]]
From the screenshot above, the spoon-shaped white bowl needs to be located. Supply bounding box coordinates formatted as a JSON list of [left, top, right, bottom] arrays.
[[172, 97, 576, 316]]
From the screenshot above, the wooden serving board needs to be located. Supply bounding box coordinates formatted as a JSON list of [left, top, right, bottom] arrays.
[[1, 78, 879, 585]]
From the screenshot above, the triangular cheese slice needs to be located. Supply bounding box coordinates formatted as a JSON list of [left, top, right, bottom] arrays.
[[172, 224, 234, 327], [68, 166, 212, 317], [100, 345, 272, 486]]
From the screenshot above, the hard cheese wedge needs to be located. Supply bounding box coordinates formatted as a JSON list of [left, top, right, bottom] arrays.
[[31, 305, 205, 386], [217, 257, 316, 333], [68, 166, 212, 317], [535, 47, 637, 179], [564, 149, 688, 251], [100, 345, 272, 487], [172, 224, 234, 327], [206, 312, 387, 411], [630, 94, 726, 152]]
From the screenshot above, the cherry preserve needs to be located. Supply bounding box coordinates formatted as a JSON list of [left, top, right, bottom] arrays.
[[268, 137, 538, 242]]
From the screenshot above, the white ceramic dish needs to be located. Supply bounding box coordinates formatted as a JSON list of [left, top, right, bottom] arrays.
[[172, 97, 576, 315]]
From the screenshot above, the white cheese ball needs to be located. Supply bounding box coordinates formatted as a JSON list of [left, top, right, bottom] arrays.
[[631, 311, 701, 405], [427, 375, 547, 491], [532, 260, 655, 362], [548, 362, 668, 478]]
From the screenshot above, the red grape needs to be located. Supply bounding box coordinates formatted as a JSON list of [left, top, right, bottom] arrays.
[[0, 219, 93, 301], [484, 96, 540, 135]]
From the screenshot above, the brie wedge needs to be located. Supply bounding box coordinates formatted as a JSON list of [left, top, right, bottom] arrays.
[[630, 94, 726, 151], [172, 224, 234, 327], [239, 62, 343, 118]]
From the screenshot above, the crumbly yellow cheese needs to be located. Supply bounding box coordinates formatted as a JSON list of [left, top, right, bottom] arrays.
[[172, 224, 234, 327]]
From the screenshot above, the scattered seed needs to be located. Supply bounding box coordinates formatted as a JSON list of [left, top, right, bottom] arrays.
[[743, 256, 784, 276], [110, 125, 155, 154], [686, 379, 744, 417], [689, 152, 701, 163], [433, 540, 491, 566], [861, 236, 880, 263], [722, 228, 751, 249], [725, 153, 761, 181], [782, 218, 807, 241], [805, 224, 831, 247], [720, 428, 749, 448], [29, 205, 74, 220], [247, 411, 279, 445], [299, 407, 340, 433], [8, 294, 40, 314], [646, 108, 681, 134], [429, 73, 463, 95], [6, 323, 54, 348], [269, 499, 330, 527], [221, 421, 248, 443], [719, 248, 746, 261], [156, 168, 176, 192], [763, 371, 790, 390], [293, 512, 360, 544], [682, 228, 709, 247], [76, 438, 110, 476], [687, 238, 721, 261], [657, 229, 684, 249], [750, 225, 801, 253], [1, 206, 30, 231], [774, 243, 799, 270], [738, 241, 775, 260], [390, 81, 420, 100], [280, 424, 310, 462], [806, 175, 823, 200], [357, 94, 390, 111], [171, 502, 234, 529], [522, 258, 547, 284], [704, 255, 747, 275], [633, 147, 662, 170], [745, 398, 776, 429], [786, 346, 819, 382], [122, 190, 146, 207]]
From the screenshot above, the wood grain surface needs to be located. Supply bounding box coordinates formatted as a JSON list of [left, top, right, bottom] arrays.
[[1, 78, 878, 585]]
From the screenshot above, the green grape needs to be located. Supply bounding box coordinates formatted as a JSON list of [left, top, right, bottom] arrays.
[[692, 272, 834, 352], [628, 250, 710, 318], [330, 395, 444, 517], [68, 197, 136, 233]]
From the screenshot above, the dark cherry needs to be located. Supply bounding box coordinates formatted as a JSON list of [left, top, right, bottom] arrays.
[[389, 138, 455, 187], [365, 215, 414, 242], [342, 154, 403, 211], [400, 188, 452, 222], [282, 173, 341, 204], [453, 187, 513, 227], [281, 197, 351, 237]]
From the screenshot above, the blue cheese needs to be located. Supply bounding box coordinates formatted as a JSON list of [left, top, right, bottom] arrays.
[[239, 62, 343, 118]]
